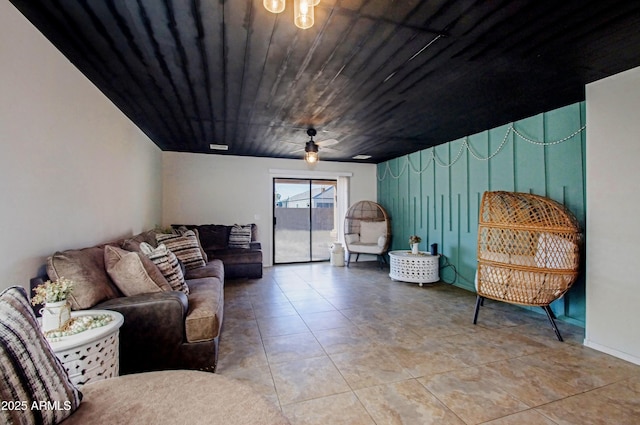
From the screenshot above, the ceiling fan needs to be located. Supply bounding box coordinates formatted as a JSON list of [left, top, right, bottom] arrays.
[[284, 128, 340, 164]]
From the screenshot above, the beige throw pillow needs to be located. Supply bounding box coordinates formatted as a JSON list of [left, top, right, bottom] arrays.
[[360, 220, 387, 244], [104, 245, 172, 296]]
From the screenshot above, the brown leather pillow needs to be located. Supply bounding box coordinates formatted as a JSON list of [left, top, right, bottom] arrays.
[[47, 247, 120, 310], [104, 246, 172, 296]]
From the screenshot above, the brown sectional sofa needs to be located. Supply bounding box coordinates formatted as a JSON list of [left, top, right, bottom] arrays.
[[174, 224, 263, 279], [31, 229, 224, 374]]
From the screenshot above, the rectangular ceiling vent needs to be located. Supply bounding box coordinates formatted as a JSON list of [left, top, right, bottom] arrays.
[[209, 144, 229, 151]]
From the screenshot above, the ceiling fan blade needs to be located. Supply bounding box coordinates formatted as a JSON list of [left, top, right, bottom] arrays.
[[317, 138, 339, 147]]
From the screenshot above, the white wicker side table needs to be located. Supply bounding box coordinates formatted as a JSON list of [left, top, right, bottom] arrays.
[[389, 250, 440, 286], [45, 310, 124, 386]]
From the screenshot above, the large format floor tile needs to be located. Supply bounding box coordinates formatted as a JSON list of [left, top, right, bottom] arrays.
[[216, 262, 640, 424]]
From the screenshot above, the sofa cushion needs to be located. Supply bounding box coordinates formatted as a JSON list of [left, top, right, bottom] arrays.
[[185, 277, 224, 342], [156, 231, 206, 270], [139, 243, 189, 295], [228, 224, 252, 249], [184, 259, 225, 281], [47, 247, 120, 310], [0, 286, 82, 425], [59, 370, 290, 425], [209, 249, 263, 266], [104, 246, 172, 296], [194, 225, 230, 251]]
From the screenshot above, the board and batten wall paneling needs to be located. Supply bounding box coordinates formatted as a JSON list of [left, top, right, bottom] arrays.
[[378, 102, 586, 326]]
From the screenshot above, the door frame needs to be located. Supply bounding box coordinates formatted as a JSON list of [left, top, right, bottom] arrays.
[[268, 169, 352, 266]]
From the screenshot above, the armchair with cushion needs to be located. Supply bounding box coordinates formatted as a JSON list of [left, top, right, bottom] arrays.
[[343, 201, 391, 267], [473, 191, 581, 341]]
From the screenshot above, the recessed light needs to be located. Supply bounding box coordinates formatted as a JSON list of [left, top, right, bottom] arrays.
[[352, 155, 372, 160], [209, 144, 229, 151]]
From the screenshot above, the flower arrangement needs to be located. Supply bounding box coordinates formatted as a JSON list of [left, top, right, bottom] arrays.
[[409, 235, 422, 244], [31, 277, 74, 305]]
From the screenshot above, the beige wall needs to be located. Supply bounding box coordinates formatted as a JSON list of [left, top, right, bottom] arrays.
[[585, 66, 640, 364], [0, 2, 163, 291], [162, 152, 377, 266]]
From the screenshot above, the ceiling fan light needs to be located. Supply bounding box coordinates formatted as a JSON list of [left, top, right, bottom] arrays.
[[304, 139, 319, 164], [264, 0, 285, 14], [294, 0, 314, 29], [305, 151, 319, 164]]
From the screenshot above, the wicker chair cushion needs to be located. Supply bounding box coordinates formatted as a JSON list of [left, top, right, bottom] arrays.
[[359, 221, 386, 244]]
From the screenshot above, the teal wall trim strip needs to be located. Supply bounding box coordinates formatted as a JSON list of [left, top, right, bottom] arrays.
[[377, 102, 586, 326]]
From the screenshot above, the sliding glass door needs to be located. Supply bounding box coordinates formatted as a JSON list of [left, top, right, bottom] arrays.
[[273, 178, 337, 264]]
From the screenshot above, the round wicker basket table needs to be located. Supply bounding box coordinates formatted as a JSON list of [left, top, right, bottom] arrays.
[[44, 309, 124, 386], [389, 251, 440, 286]]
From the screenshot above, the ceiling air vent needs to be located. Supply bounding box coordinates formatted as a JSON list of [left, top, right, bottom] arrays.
[[209, 144, 229, 151]]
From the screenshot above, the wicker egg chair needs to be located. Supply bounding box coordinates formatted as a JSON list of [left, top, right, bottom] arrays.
[[344, 201, 391, 267], [473, 191, 581, 341]]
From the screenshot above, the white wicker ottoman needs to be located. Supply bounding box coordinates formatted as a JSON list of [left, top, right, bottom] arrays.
[[389, 251, 440, 286], [45, 310, 124, 386]]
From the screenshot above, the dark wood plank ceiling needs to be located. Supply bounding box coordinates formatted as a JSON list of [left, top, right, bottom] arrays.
[[9, 0, 640, 163]]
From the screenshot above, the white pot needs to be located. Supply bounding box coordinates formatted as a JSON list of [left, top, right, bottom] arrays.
[[411, 243, 419, 254], [41, 300, 71, 332]]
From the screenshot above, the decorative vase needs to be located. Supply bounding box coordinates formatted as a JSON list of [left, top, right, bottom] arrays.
[[411, 243, 419, 254], [41, 300, 71, 332]]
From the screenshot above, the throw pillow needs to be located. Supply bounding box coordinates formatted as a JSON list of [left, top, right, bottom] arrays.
[[139, 243, 189, 295], [156, 231, 206, 270], [228, 224, 252, 249], [174, 226, 208, 263], [0, 286, 82, 425], [47, 247, 120, 310], [104, 246, 172, 296], [359, 220, 387, 244]]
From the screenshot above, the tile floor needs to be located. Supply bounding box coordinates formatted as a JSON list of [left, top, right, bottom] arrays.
[[216, 262, 640, 425]]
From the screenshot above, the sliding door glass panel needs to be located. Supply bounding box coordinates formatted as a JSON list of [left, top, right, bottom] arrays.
[[273, 178, 337, 264], [310, 179, 336, 261], [274, 179, 311, 263]]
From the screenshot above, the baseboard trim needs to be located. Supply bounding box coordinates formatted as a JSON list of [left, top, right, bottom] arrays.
[[584, 339, 640, 366]]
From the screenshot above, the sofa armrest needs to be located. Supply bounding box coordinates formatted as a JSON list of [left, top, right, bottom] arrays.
[[94, 291, 189, 374], [249, 241, 262, 250]]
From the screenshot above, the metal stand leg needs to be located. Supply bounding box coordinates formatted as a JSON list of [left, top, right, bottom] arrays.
[[346, 253, 351, 267], [473, 295, 484, 324], [542, 306, 564, 342]]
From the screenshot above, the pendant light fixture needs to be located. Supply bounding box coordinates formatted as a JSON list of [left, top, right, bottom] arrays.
[[264, 0, 318, 30], [294, 0, 314, 29], [263, 0, 285, 14], [304, 128, 319, 164]]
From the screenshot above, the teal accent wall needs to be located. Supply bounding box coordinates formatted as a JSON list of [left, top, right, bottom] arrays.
[[377, 102, 586, 326]]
